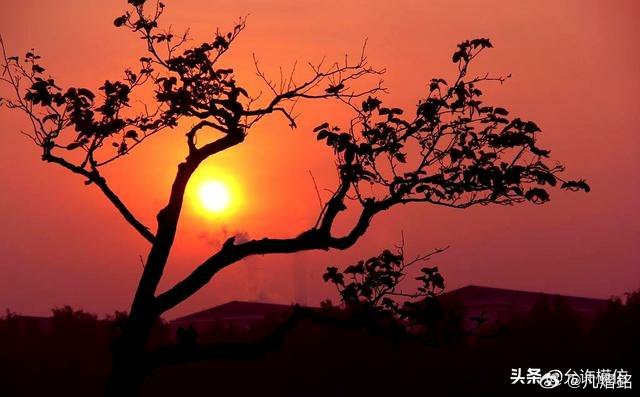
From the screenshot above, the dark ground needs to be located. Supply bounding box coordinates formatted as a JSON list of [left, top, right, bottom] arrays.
[[1, 292, 638, 396]]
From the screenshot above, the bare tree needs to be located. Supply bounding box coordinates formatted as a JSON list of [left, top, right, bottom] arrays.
[[0, 0, 589, 395]]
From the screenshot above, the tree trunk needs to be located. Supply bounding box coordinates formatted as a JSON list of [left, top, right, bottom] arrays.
[[105, 312, 155, 397]]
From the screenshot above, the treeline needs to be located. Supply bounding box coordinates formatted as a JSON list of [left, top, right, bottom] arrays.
[[1, 291, 638, 396]]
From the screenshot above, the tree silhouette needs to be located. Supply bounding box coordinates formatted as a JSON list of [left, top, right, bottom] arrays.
[[0, 0, 589, 395]]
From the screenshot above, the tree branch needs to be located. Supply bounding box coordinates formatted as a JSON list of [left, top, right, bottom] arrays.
[[43, 153, 156, 243], [155, 198, 392, 313], [144, 305, 394, 370]]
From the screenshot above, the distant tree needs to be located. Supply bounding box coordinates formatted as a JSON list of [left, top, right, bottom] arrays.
[[591, 289, 640, 366], [0, 0, 589, 395]]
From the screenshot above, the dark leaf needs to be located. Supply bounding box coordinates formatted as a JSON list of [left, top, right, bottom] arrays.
[[361, 96, 382, 112], [561, 179, 591, 192], [322, 267, 344, 286], [113, 15, 128, 27], [313, 122, 329, 132], [344, 261, 365, 275], [77, 88, 95, 101], [432, 273, 445, 289], [493, 107, 509, 116], [325, 83, 344, 95], [66, 141, 84, 150], [530, 145, 551, 157], [394, 153, 406, 163], [316, 130, 330, 141], [524, 188, 550, 204], [524, 121, 541, 133]]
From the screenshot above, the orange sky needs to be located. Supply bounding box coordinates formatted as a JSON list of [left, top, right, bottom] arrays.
[[1, 0, 639, 318]]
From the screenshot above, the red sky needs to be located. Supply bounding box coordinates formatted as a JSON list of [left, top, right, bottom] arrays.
[[1, 0, 638, 318]]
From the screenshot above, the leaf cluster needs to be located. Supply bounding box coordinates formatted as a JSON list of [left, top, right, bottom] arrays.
[[312, 38, 589, 212], [323, 246, 446, 324]]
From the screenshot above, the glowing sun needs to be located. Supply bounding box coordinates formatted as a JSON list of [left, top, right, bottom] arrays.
[[198, 181, 231, 213]]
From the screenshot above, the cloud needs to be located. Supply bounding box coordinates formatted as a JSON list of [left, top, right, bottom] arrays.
[[198, 225, 251, 247]]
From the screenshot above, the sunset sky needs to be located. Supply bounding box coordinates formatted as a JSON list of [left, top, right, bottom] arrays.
[[0, 0, 638, 318]]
